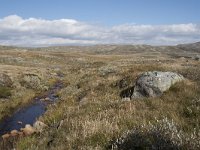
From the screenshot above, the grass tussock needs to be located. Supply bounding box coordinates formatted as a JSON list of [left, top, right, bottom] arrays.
[[0, 89, 35, 120], [0, 87, 11, 98]]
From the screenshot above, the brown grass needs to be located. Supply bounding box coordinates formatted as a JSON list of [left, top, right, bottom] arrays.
[[0, 46, 199, 149]]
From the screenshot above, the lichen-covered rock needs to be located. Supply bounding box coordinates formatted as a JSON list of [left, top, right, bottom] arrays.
[[132, 71, 184, 98]]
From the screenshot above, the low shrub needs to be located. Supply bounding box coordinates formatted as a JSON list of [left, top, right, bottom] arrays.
[[111, 118, 200, 150]]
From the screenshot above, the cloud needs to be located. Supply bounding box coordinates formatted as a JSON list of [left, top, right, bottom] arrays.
[[0, 15, 200, 46]]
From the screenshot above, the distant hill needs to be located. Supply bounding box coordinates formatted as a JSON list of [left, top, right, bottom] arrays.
[[177, 42, 200, 53], [0, 41, 200, 55]]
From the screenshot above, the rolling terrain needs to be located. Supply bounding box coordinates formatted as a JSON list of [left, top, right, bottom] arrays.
[[0, 42, 199, 149]]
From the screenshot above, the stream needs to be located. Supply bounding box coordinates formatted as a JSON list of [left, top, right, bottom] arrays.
[[0, 81, 63, 135]]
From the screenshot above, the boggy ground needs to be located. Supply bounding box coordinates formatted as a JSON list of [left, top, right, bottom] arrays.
[[0, 45, 199, 149]]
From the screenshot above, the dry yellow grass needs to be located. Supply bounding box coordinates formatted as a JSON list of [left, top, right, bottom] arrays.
[[0, 45, 199, 149]]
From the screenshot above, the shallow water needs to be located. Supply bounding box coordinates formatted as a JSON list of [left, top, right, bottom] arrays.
[[0, 82, 63, 135]]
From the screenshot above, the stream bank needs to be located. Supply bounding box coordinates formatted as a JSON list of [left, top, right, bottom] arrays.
[[0, 81, 63, 135]]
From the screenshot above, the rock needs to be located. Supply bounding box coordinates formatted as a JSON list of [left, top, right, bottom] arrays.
[[33, 121, 48, 132], [40, 98, 45, 101], [122, 97, 131, 101], [44, 97, 50, 101], [17, 121, 23, 124], [179, 57, 185, 60], [194, 55, 200, 61], [132, 71, 184, 98], [10, 130, 18, 136], [2, 133, 10, 139], [50, 72, 58, 76], [21, 124, 35, 135]]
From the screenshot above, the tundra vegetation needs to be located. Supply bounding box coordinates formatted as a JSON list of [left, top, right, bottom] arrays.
[[0, 44, 199, 149]]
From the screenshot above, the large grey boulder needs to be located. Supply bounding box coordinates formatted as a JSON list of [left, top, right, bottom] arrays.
[[132, 71, 184, 98]]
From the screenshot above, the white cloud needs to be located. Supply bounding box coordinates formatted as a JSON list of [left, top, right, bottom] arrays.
[[0, 15, 200, 46]]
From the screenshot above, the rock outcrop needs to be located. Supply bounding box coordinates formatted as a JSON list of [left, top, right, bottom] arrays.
[[131, 71, 184, 98]]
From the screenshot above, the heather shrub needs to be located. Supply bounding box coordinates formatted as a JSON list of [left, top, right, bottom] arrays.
[[111, 118, 200, 150]]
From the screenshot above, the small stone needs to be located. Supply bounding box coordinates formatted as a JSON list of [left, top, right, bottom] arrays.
[[122, 97, 131, 101], [33, 121, 48, 132], [2, 133, 10, 139], [50, 72, 58, 76], [17, 121, 23, 124], [21, 124, 35, 135], [45, 97, 50, 101], [10, 130, 18, 136]]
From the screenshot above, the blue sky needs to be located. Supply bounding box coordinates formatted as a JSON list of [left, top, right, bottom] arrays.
[[0, 0, 200, 46], [1, 0, 200, 25]]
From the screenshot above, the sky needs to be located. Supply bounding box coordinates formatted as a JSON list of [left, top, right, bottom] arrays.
[[0, 0, 200, 46]]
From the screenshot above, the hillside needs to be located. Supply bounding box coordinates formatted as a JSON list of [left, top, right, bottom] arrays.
[[177, 42, 200, 53]]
